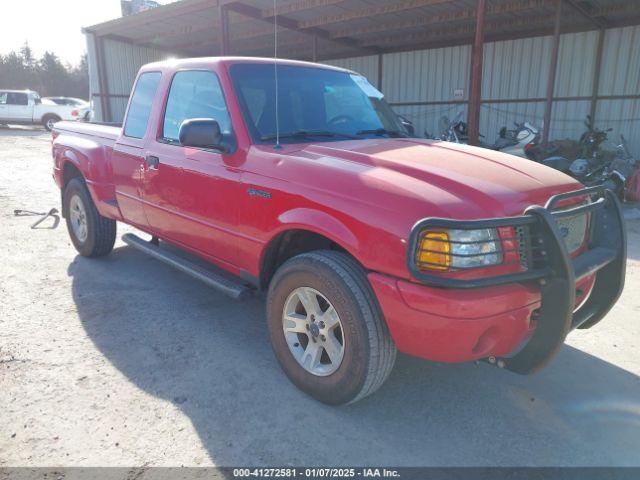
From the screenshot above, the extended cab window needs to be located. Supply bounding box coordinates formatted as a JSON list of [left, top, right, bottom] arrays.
[[124, 71, 161, 139], [162, 70, 231, 143]]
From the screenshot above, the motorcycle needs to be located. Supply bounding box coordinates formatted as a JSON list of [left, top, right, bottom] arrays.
[[564, 132, 636, 199], [396, 114, 416, 136], [492, 122, 540, 158], [428, 111, 469, 143], [430, 114, 538, 157], [525, 115, 613, 176]]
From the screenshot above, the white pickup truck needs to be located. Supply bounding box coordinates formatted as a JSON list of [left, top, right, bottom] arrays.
[[0, 89, 81, 131]]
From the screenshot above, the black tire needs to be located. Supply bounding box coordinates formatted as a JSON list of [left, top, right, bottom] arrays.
[[267, 250, 396, 405], [62, 177, 116, 257], [42, 114, 61, 132]]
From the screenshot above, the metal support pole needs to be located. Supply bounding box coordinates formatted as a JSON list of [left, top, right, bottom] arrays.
[[542, 0, 563, 143], [467, 0, 487, 146], [94, 35, 112, 123], [589, 28, 606, 123], [218, 4, 230, 55], [377, 53, 383, 90], [312, 34, 318, 62]]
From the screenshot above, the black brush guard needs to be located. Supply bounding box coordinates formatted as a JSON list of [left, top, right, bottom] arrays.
[[407, 186, 626, 374]]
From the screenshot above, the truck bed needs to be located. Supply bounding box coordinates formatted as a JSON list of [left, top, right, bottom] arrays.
[[54, 121, 122, 142]]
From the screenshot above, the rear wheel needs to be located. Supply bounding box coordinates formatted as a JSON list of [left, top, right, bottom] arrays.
[[43, 114, 61, 131], [63, 177, 116, 257], [267, 251, 396, 405]]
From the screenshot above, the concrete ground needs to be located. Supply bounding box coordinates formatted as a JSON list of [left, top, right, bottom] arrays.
[[1, 126, 639, 467]]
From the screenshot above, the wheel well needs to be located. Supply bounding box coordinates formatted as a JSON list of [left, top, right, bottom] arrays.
[[43, 113, 61, 122], [60, 162, 83, 216], [62, 162, 83, 188], [260, 229, 350, 289]]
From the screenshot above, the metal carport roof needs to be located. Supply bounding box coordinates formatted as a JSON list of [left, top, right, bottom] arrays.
[[85, 0, 640, 62]]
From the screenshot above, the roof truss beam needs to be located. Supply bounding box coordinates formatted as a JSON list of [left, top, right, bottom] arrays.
[[260, 0, 346, 18], [359, 13, 561, 48], [331, 0, 557, 39], [564, 0, 607, 28], [225, 1, 378, 55], [297, 0, 456, 29]]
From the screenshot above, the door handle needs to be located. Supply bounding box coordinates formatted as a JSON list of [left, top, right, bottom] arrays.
[[145, 155, 160, 170]]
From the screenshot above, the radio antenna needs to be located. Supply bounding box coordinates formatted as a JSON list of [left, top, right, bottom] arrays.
[[273, 0, 281, 149]]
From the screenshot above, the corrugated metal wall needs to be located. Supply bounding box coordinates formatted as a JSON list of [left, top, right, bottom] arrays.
[[332, 25, 640, 156], [86, 34, 173, 123], [381, 45, 471, 138], [596, 25, 640, 154], [323, 55, 379, 87]]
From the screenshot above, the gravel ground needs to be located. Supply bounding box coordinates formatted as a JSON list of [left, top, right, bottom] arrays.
[[1, 126, 639, 467]]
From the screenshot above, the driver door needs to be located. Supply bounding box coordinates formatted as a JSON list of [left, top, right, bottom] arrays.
[[142, 69, 243, 267]]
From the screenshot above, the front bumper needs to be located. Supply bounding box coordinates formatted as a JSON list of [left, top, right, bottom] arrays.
[[377, 186, 626, 373]]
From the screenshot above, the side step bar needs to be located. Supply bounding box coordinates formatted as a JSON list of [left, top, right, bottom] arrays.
[[122, 233, 251, 300]]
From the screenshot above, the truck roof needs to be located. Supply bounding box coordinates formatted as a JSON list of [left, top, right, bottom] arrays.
[[139, 56, 355, 75], [0, 89, 38, 94]]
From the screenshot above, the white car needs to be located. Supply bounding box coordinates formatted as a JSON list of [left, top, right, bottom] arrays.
[[0, 90, 82, 131], [44, 97, 92, 121]]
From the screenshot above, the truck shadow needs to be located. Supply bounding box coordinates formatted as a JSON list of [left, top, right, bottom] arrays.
[[68, 245, 640, 466]]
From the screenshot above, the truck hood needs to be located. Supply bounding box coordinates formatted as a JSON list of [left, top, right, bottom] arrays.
[[279, 138, 582, 219]]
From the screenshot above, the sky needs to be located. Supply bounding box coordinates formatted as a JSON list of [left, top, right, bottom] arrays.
[[0, 1, 173, 66]]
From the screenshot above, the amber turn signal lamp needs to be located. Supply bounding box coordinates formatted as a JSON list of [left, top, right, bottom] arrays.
[[416, 230, 450, 271]]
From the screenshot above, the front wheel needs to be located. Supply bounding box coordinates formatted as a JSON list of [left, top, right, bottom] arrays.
[[62, 177, 116, 257], [267, 251, 396, 405]]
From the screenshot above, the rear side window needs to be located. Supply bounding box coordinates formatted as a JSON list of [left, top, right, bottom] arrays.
[[0, 92, 7, 105], [124, 71, 161, 139], [7, 92, 28, 105], [162, 70, 231, 142]]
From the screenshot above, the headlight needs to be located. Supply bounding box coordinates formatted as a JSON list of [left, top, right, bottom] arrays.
[[416, 228, 502, 271]]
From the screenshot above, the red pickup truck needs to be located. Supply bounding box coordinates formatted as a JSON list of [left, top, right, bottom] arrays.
[[52, 57, 626, 405]]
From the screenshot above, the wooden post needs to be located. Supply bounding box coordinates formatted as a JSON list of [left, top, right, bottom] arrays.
[[542, 0, 563, 143], [589, 28, 605, 123], [218, 4, 230, 55], [467, 0, 487, 146]]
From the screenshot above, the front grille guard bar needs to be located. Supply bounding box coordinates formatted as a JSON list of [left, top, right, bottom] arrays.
[[407, 186, 626, 374]]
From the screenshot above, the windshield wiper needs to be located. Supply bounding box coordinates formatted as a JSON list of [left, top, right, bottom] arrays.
[[356, 128, 407, 138], [260, 130, 360, 141]]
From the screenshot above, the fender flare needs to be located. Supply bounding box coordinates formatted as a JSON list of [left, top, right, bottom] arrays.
[[256, 208, 361, 285], [274, 208, 360, 253], [55, 134, 110, 188], [55, 137, 116, 218]]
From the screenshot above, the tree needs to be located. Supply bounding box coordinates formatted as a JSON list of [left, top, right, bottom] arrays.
[[0, 45, 89, 98], [20, 42, 36, 70]]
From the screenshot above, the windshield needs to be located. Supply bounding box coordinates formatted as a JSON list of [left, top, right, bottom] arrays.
[[229, 63, 407, 144], [68, 98, 87, 107]]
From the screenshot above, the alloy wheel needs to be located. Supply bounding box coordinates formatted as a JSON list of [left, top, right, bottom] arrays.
[[282, 286, 345, 376]]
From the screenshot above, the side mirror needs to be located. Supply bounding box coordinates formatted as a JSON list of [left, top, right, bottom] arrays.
[[179, 118, 224, 151]]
